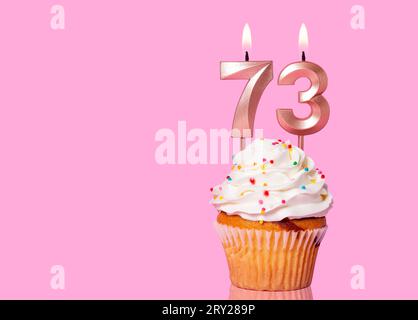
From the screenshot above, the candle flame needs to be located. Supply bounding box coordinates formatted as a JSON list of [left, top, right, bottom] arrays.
[[298, 23, 309, 51], [242, 23, 252, 51]]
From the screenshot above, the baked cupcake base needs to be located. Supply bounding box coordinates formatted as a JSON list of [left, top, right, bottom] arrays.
[[215, 212, 327, 291]]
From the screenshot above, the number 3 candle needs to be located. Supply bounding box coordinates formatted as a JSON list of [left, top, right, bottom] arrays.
[[276, 23, 330, 150], [220, 24, 273, 150]]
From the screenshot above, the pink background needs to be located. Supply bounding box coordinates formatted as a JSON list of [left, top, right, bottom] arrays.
[[0, 0, 416, 299]]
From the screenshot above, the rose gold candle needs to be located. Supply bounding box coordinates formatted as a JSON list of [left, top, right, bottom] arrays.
[[276, 23, 330, 150], [220, 23, 273, 150]]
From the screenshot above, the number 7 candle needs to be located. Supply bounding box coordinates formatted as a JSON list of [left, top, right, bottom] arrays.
[[220, 23, 273, 150]]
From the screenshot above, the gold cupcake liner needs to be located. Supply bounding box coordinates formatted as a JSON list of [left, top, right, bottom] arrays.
[[214, 222, 327, 291], [229, 284, 313, 300]]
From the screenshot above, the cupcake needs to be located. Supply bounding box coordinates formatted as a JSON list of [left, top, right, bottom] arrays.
[[211, 138, 332, 291]]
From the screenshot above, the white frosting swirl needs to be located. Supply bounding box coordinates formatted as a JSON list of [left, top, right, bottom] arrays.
[[210, 138, 332, 222]]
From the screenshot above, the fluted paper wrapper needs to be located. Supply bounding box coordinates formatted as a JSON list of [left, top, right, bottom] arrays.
[[214, 222, 327, 291], [229, 284, 313, 300]]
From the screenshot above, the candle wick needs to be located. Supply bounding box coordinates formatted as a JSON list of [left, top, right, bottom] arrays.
[[245, 51, 249, 62], [302, 51, 306, 61]]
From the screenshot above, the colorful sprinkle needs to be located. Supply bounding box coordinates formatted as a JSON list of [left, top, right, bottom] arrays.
[[288, 144, 292, 149], [259, 219, 264, 225], [270, 160, 274, 164], [210, 187, 213, 192], [281, 199, 286, 204], [264, 190, 270, 197], [250, 178, 256, 185], [219, 196, 223, 200], [272, 142, 279, 145], [261, 208, 266, 214], [262, 158, 267, 162], [300, 185, 307, 190], [263, 183, 268, 187], [253, 162, 257, 166], [293, 161, 298, 166], [237, 165, 242, 170], [213, 195, 217, 200], [321, 174, 325, 179], [260, 164, 267, 170], [226, 176, 232, 181], [310, 179, 317, 184], [304, 167, 309, 172], [258, 199, 264, 205]]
